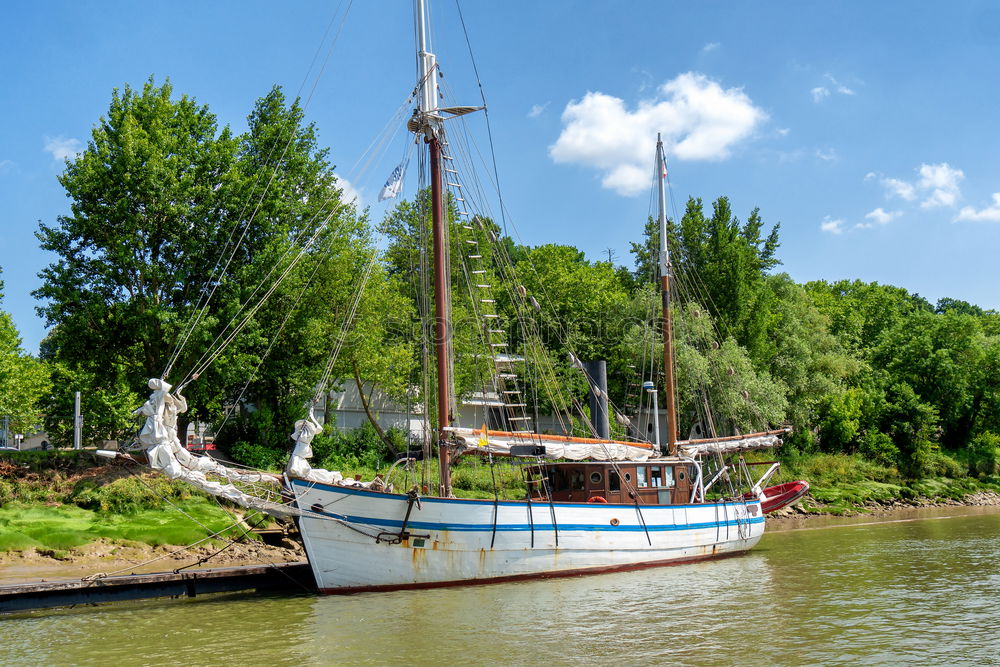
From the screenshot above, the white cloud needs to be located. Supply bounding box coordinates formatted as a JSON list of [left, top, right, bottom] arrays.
[[820, 216, 844, 234], [812, 74, 856, 103], [550, 72, 767, 196], [815, 147, 837, 162], [701, 42, 720, 53], [810, 87, 830, 103], [825, 73, 855, 96], [865, 207, 900, 224], [956, 193, 1000, 222], [337, 176, 362, 207], [0, 159, 12, 173], [917, 162, 963, 208], [872, 175, 917, 201], [527, 103, 549, 118], [776, 127, 790, 137], [43, 136, 82, 162]]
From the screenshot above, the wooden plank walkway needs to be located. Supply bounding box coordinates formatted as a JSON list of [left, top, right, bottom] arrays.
[[0, 562, 315, 614]]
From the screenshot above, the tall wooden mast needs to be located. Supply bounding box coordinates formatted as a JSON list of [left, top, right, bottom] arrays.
[[415, 0, 453, 496], [656, 135, 678, 456]]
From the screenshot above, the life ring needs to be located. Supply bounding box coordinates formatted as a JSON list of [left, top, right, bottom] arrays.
[[588, 496, 607, 503]]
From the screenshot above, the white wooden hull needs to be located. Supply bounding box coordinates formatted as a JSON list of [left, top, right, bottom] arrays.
[[291, 479, 765, 593]]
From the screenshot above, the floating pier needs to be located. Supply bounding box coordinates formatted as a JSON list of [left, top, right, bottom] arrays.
[[0, 562, 315, 614]]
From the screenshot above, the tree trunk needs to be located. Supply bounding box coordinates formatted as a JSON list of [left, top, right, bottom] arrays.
[[352, 361, 399, 456]]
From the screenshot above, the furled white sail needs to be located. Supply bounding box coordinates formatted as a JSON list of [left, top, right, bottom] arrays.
[[449, 427, 655, 461]]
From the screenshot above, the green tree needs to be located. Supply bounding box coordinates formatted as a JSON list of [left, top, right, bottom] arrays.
[[34, 78, 242, 443], [34, 79, 371, 451], [631, 196, 781, 367], [804, 279, 932, 357], [0, 270, 51, 436]]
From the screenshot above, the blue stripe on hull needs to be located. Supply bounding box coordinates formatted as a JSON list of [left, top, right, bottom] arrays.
[[309, 513, 765, 533]]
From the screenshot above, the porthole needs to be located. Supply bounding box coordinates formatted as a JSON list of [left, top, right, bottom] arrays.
[[678, 470, 686, 481], [590, 471, 603, 484], [624, 472, 632, 483]]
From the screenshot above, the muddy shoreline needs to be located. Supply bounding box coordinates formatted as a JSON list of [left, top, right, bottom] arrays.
[[0, 537, 305, 586]]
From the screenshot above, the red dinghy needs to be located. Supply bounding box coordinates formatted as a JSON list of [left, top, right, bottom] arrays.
[[746, 481, 810, 513]]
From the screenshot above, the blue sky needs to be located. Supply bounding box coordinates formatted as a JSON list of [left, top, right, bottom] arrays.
[[3, 1, 1000, 355]]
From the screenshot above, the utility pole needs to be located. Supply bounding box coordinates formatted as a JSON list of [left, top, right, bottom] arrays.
[[73, 391, 82, 450]]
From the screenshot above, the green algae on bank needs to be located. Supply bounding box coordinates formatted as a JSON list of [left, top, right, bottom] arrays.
[[0, 497, 246, 556]]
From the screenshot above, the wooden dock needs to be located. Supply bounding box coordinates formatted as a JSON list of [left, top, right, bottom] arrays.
[[0, 562, 315, 614]]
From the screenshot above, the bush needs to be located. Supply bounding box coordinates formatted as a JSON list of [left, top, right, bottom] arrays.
[[858, 430, 899, 468], [70, 475, 192, 514], [215, 404, 288, 468], [229, 441, 285, 471], [963, 432, 1000, 477], [929, 451, 965, 478], [314, 423, 405, 471], [0, 479, 13, 506]]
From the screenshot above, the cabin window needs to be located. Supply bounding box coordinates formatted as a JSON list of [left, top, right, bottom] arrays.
[[637, 467, 648, 487], [570, 469, 585, 491], [650, 466, 675, 488], [590, 471, 603, 485], [609, 470, 621, 492]]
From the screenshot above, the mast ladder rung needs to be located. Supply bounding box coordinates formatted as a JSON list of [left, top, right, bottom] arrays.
[[498, 373, 518, 379], [459, 211, 471, 215], [442, 154, 454, 160], [445, 168, 458, 174], [469, 254, 482, 259], [465, 239, 478, 244], [462, 225, 474, 230], [490, 342, 507, 347], [488, 328, 504, 333], [455, 197, 465, 202], [480, 299, 496, 303], [447, 182, 462, 187], [505, 403, 527, 408], [471, 270, 486, 274], [501, 390, 521, 394], [508, 416, 532, 421], [476, 284, 491, 288], [483, 313, 499, 318]]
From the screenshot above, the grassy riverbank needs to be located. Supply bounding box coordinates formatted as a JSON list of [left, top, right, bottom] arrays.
[[0, 451, 277, 561]]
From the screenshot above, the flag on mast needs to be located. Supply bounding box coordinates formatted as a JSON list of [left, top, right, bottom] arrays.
[[378, 160, 408, 201]]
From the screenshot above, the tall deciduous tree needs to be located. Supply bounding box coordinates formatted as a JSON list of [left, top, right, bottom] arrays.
[[631, 196, 781, 367], [0, 269, 51, 436], [35, 78, 242, 443]]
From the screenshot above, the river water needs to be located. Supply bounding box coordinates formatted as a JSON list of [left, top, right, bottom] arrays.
[[4, 506, 1000, 665]]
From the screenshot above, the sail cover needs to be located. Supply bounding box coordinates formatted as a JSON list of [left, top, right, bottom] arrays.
[[677, 429, 787, 456], [449, 428, 656, 461]]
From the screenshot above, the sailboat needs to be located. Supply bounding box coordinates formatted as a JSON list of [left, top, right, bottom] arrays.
[[117, 0, 805, 593], [282, 0, 794, 594]]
